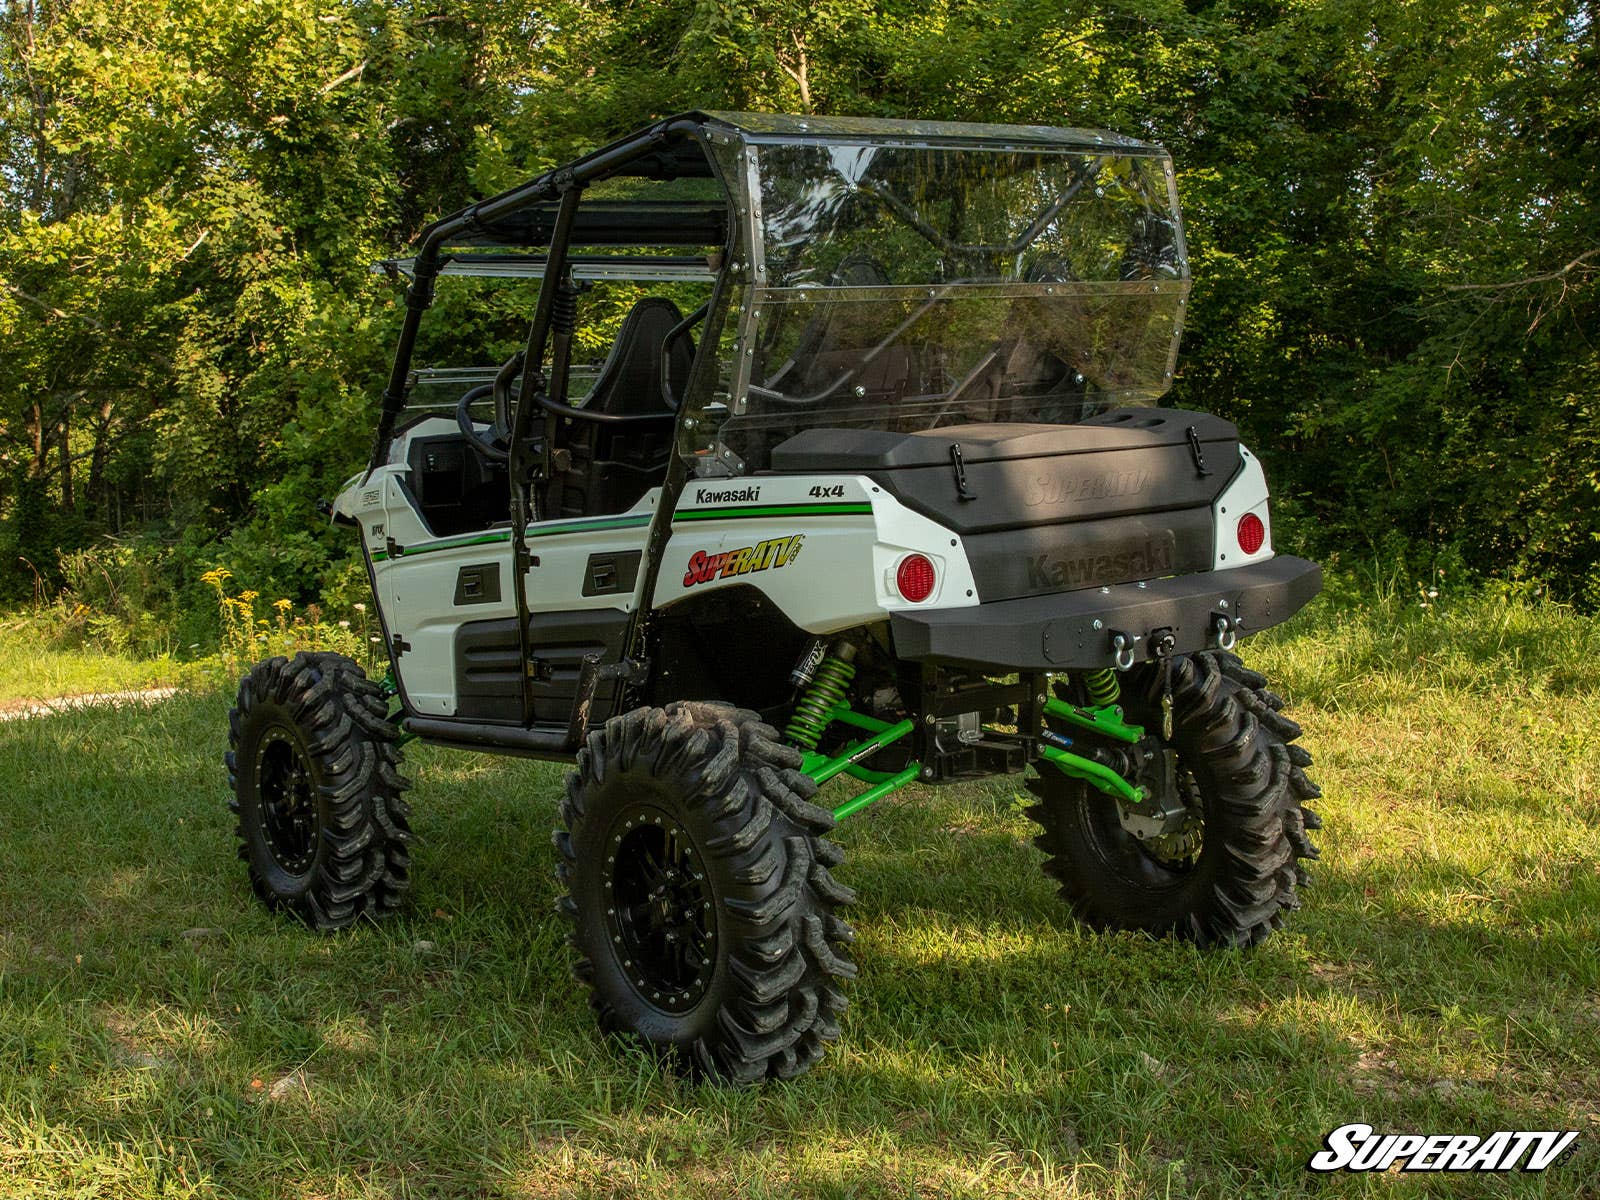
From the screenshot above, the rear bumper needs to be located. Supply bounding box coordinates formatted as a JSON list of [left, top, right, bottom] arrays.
[[890, 555, 1322, 671]]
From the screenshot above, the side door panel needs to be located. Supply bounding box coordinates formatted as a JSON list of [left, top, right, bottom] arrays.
[[382, 484, 659, 720], [377, 466, 518, 717]]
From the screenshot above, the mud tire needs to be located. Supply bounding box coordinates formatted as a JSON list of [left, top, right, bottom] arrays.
[[555, 701, 855, 1083], [226, 652, 413, 929], [1026, 650, 1319, 948]]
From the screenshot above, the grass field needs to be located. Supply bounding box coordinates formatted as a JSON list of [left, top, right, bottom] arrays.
[[0, 591, 1596, 1198], [0, 624, 192, 712]]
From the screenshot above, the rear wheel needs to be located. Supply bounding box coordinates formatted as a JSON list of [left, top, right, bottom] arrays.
[[555, 702, 855, 1083], [1214, 650, 1324, 881], [1025, 651, 1318, 948], [226, 652, 413, 929]]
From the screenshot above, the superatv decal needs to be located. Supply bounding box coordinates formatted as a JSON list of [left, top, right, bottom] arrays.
[[1024, 469, 1152, 507], [683, 535, 805, 587]]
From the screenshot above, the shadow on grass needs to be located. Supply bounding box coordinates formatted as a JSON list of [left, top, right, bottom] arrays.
[[1, 692, 1595, 1197]]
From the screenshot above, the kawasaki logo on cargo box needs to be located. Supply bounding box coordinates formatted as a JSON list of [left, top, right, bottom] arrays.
[[1026, 539, 1174, 590]]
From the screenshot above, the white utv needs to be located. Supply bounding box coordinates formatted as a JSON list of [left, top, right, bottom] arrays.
[[225, 112, 1323, 1084]]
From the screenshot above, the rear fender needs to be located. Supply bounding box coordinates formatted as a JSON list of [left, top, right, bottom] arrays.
[[1212, 445, 1273, 569], [652, 476, 978, 633]]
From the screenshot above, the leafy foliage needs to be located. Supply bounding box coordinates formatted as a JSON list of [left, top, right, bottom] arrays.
[[1, 0, 1596, 613]]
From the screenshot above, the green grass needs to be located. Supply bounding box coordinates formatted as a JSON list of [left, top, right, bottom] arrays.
[[1, 592, 1597, 1198], [0, 625, 193, 708]]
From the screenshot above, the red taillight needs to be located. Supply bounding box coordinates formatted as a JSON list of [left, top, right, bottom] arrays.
[[895, 553, 937, 603], [1237, 512, 1266, 555]]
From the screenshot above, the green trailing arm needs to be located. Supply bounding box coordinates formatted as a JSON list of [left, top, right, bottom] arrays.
[[1038, 696, 1148, 805], [799, 709, 922, 820]]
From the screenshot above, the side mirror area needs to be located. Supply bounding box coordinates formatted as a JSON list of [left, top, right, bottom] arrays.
[[317, 497, 357, 528]]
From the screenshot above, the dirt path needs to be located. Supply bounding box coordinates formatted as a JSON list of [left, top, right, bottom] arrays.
[[0, 686, 180, 723]]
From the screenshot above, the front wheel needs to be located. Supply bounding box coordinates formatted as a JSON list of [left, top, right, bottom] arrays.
[[1025, 651, 1320, 948], [554, 702, 856, 1083], [226, 652, 413, 929]]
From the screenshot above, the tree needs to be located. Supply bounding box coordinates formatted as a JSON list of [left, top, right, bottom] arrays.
[[0, 0, 1595, 610]]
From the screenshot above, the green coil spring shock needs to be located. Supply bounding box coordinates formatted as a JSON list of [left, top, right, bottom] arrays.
[[1083, 667, 1121, 708], [785, 647, 856, 750]]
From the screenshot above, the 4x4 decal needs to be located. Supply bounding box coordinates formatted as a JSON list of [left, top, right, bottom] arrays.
[[683, 535, 805, 587]]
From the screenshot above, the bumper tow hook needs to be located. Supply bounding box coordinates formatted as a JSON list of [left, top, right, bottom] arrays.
[[1212, 612, 1237, 651], [1110, 629, 1140, 671]]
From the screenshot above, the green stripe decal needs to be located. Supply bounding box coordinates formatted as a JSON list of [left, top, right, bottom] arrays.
[[673, 502, 873, 522], [371, 513, 650, 561], [371, 499, 865, 562], [530, 515, 652, 537]]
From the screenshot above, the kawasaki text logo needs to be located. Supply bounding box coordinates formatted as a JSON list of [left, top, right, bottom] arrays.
[[694, 485, 761, 505], [1308, 1125, 1578, 1173], [684, 535, 804, 587], [1026, 540, 1173, 590], [1025, 470, 1151, 507]]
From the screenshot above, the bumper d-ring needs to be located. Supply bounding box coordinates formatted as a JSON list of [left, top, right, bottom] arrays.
[[1110, 630, 1138, 672], [1212, 613, 1237, 651]]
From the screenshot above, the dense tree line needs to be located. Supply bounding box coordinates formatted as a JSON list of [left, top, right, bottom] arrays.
[[1, 0, 1595, 621]]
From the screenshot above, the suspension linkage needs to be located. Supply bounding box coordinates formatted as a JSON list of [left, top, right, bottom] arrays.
[[796, 714, 921, 821], [1042, 695, 1144, 743], [803, 718, 914, 785], [784, 642, 924, 820]]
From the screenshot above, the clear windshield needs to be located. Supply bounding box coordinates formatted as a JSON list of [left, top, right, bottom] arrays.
[[751, 144, 1181, 288], [692, 139, 1189, 474]]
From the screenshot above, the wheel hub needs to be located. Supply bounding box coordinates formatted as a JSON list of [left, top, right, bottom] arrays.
[[600, 807, 715, 1014], [255, 727, 318, 874], [1115, 745, 1204, 866]]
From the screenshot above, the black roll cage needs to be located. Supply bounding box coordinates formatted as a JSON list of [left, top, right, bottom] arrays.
[[368, 113, 739, 736], [367, 117, 729, 475]]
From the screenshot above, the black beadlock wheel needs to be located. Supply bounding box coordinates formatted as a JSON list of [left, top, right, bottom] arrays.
[[1025, 650, 1321, 948], [600, 806, 716, 1014], [226, 652, 413, 930], [254, 727, 319, 874], [554, 701, 856, 1083]]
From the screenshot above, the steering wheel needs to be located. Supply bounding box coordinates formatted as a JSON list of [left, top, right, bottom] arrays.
[[455, 383, 508, 462], [455, 350, 524, 463]]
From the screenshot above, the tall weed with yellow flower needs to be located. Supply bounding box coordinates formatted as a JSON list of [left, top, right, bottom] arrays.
[[201, 568, 375, 677]]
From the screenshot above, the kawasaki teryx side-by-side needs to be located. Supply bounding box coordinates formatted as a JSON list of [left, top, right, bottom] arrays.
[[226, 112, 1323, 1083]]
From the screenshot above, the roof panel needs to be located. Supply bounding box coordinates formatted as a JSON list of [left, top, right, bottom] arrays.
[[699, 111, 1164, 154]]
